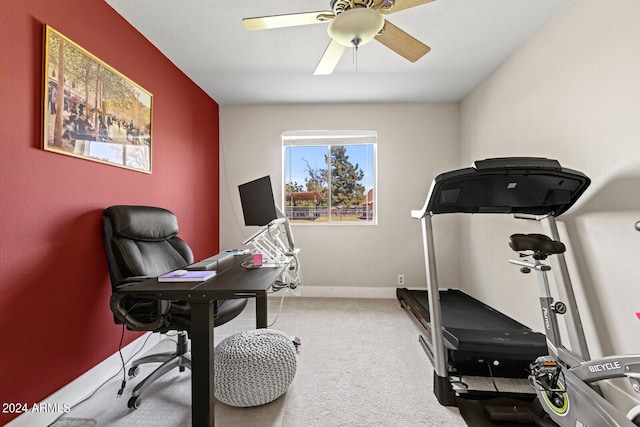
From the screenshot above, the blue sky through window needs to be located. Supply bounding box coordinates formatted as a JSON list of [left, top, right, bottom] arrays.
[[284, 144, 375, 192]]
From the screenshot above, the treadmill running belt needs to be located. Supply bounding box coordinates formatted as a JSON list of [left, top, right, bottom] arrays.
[[397, 288, 548, 378], [440, 290, 530, 330]]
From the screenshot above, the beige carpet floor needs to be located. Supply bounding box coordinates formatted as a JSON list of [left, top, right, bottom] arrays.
[[56, 295, 467, 426]]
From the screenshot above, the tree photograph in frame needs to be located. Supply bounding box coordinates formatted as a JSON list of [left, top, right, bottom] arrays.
[[43, 25, 152, 173]]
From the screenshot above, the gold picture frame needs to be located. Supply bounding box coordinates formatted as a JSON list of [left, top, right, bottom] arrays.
[[43, 25, 152, 173]]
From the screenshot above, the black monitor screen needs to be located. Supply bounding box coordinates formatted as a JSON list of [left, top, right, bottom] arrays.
[[238, 176, 278, 226]]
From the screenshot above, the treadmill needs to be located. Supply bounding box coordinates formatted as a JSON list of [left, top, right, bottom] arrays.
[[398, 157, 591, 406]]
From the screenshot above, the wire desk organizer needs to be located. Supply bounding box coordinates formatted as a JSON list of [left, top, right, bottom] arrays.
[[242, 218, 302, 291]]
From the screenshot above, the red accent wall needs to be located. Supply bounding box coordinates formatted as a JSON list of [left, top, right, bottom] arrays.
[[0, 1, 220, 423]]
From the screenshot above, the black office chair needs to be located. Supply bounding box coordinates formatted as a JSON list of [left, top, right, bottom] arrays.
[[102, 205, 247, 409]]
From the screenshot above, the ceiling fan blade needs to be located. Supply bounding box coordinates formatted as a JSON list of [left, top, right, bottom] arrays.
[[314, 39, 347, 75], [243, 11, 334, 30], [374, 20, 430, 62], [375, 0, 436, 15]]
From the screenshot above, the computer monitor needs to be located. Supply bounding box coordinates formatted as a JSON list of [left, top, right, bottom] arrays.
[[238, 176, 278, 226]]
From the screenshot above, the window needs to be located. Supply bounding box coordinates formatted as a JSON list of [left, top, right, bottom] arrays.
[[282, 130, 377, 224]]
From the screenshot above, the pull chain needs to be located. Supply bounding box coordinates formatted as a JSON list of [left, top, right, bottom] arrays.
[[354, 46, 359, 72], [352, 37, 361, 72]]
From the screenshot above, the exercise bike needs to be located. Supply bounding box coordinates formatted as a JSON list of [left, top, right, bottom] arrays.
[[508, 233, 640, 426]]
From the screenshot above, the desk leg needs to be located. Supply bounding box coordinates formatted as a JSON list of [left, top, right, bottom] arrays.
[[256, 293, 268, 328], [190, 301, 215, 427]]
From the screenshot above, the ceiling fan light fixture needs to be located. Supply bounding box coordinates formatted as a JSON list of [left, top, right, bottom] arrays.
[[327, 7, 384, 48]]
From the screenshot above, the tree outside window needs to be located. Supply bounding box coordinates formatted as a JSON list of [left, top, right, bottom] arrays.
[[283, 131, 376, 224]]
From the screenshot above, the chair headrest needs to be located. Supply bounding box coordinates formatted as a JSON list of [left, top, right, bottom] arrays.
[[104, 205, 179, 241]]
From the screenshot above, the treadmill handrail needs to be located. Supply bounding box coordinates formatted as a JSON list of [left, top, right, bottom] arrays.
[[412, 177, 439, 220]]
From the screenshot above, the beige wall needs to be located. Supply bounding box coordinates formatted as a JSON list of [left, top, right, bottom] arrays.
[[219, 103, 459, 296], [460, 0, 640, 409]]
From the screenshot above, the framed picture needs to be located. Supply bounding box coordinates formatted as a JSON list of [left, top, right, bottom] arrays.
[[42, 25, 152, 173]]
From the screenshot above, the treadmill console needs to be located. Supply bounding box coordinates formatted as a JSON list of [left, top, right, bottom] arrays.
[[426, 157, 590, 217]]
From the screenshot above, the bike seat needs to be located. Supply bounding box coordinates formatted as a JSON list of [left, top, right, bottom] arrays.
[[509, 233, 566, 259]]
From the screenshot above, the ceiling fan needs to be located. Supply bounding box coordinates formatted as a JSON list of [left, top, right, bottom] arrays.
[[243, 0, 435, 75]]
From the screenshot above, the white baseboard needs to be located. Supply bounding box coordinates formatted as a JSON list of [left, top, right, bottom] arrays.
[[6, 332, 161, 427], [272, 285, 397, 299]]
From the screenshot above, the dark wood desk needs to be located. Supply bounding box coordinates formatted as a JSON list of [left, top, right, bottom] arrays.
[[116, 255, 289, 427]]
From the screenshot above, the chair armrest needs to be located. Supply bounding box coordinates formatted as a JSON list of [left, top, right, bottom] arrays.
[[116, 276, 154, 288], [110, 293, 169, 331]]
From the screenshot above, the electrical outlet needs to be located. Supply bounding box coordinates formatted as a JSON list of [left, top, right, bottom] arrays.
[[397, 274, 405, 285]]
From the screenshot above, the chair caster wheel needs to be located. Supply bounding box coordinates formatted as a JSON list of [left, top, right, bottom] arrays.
[[128, 366, 140, 377], [127, 396, 141, 409], [179, 366, 185, 372]]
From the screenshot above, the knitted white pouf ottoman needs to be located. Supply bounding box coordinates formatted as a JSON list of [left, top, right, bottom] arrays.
[[214, 329, 297, 407]]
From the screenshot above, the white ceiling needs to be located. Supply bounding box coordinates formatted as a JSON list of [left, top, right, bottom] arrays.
[[105, 0, 573, 105]]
